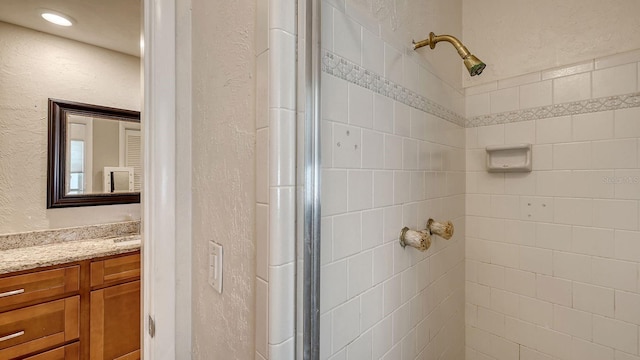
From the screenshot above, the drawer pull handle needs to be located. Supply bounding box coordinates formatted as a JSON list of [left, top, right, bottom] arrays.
[[0, 330, 24, 342], [0, 289, 24, 298]]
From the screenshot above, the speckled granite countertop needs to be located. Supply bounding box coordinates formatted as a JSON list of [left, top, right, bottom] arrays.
[[0, 222, 140, 275]]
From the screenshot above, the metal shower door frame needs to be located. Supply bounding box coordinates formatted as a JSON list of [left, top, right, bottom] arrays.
[[299, 0, 322, 358]]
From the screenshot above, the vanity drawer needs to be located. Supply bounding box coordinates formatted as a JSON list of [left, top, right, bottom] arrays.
[[0, 296, 79, 359], [24, 342, 79, 360], [90, 253, 140, 288], [0, 266, 80, 311]]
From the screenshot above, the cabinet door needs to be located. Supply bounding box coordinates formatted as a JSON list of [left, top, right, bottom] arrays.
[[90, 281, 140, 360]]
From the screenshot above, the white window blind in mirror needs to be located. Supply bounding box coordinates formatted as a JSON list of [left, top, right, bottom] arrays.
[[124, 129, 141, 192]]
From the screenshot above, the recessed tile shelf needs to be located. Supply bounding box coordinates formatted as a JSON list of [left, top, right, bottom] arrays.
[[486, 143, 532, 172]]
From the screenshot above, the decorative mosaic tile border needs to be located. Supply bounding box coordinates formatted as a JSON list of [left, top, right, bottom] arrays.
[[466, 92, 640, 127], [322, 50, 640, 129], [322, 50, 467, 128]]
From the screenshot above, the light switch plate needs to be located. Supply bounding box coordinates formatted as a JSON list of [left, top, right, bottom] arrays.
[[208, 241, 223, 293]]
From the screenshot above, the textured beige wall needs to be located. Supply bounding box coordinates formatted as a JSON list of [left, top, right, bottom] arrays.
[[463, 0, 640, 86], [0, 22, 141, 234], [190, 0, 256, 358]]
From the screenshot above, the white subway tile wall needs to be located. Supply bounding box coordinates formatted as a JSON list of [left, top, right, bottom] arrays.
[[466, 49, 640, 360], [552, 72, 592, 104], [264, 0, 640, 358], [320, 1, 466, 359]]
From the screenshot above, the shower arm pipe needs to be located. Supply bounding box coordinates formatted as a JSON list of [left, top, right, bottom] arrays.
[[413, 32, 486, 77], [413, 32, 471, 59]]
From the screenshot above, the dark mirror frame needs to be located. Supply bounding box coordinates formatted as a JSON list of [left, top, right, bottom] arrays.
[[47, 99, 141, 208]]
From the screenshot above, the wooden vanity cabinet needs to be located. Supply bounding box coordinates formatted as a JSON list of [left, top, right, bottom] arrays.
[[0, 251, 140, 360]]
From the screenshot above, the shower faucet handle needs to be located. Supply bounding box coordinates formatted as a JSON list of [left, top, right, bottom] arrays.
[[399, 227, 432, 252], [427, 219, 454, 240]]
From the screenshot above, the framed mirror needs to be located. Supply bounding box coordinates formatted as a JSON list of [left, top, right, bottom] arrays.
[[47, 99, 141, 208]]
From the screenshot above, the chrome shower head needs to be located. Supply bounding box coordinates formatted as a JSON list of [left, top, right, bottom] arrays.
[[413, 32, 486, 77]]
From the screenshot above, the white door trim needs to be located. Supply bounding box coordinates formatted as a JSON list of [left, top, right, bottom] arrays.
[[142, 0, 177, 357]]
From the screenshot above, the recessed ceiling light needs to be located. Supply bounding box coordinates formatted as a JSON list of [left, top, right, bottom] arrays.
[[41, 12, 74, 27]]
